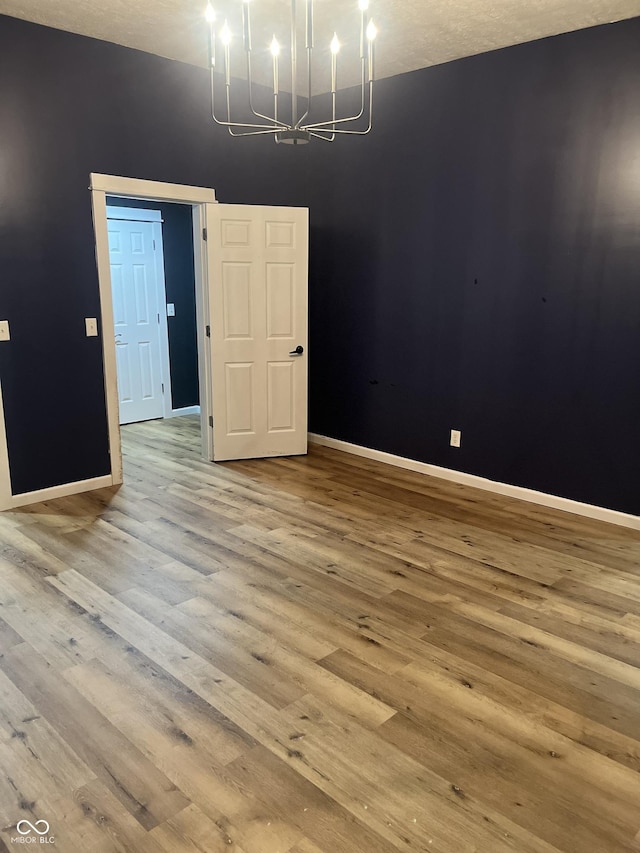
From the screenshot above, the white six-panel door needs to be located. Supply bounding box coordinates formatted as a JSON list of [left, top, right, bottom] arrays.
[[206, 204, 308, 461], [108, 219, 165, 424]]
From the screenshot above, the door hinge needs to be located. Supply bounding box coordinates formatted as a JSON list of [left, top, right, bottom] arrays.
[[153, 239, 156, 250], [161, 383, 164, 394], [202, 227, 208, 241], [157, 313, 160, 323], [209, 416, 213, 427], [206, 325, 211, 337]]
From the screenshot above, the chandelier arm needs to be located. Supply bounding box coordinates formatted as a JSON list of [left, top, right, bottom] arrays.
[[309, 130, 335, 141], [225, 75, 232, 124], [306, 82, 373, 134], [246, 53, 289, 128], [223, 81, 280, 135], [306, 87, 336, 141], [329, 89, 337, 140], [211, 68, 282, 131], [227, 127, 282, 137], [320, 126, 373, 135], [303, 63, 367, 131], [323, 90, 337, 141]]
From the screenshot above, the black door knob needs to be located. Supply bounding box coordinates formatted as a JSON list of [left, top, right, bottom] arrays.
[[289, 345, 304, 356]]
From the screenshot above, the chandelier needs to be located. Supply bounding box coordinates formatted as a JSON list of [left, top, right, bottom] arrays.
[[205, 0, 377, 144]]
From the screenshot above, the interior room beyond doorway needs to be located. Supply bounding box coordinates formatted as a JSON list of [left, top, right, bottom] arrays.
[[106, 196, 201, 429]]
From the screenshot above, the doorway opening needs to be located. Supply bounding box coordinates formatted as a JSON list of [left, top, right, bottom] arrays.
[[106, 198, 200, 426], [91, 174, 215, 486]]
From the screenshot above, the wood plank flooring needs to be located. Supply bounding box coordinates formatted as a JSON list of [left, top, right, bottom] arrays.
[[1, 414, 640, 851]]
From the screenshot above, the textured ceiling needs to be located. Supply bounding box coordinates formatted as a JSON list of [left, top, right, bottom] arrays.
[[1, 0, 640, 92]]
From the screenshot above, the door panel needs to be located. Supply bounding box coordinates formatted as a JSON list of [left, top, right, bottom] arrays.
[[108, 220, 164, 425], [266, 264, 295, 338], [115, 344, 133, 403], [225, 363, 255, 434], [265, 219, 296, 248], [207, 204, 308, 461], [267, 361, 295, 431], [222, 264, 253, 339]]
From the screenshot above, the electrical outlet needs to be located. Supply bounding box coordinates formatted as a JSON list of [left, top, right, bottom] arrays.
[[0, 320, 10, 341], [450, 429, 461, 448], [85, 317, 98, 337]]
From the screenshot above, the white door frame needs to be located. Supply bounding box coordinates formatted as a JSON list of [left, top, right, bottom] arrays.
[[92, 173, 216, 485], [106, 205, 174, 421]]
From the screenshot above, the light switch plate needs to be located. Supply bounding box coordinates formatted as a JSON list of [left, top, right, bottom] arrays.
[[166, 303, 176, 317], [85, 317, 98, 337], [0, 320, 10, 341]]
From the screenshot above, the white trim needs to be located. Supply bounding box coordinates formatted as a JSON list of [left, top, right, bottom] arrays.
[[106, 205, 163, 223], [0, 381, 13, 510], [92, 174, 215, 488], [170, 406, 201, 417], [151, 219, 173, 419], [90, 173, 216, 204], [92, 188, 123, 485], [6, 475, 114, 510], [195, 206, 213, 461], [308, 433, 640, 531]]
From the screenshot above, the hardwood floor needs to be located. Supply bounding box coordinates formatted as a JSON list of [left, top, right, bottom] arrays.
[[1, 415, 640, 852]]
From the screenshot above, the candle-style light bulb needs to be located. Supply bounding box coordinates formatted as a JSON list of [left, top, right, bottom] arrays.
[[359, 0, 368, 58], [206, 4, 216, 69], [242, 0, 251, 51], [220, 20, 232, 46], [330, 33, 339, 94], [366, 19, 376, 83], [270, 35, 280, 101]]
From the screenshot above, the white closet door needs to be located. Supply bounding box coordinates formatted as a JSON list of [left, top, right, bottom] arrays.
[[108, 219, 164, 424]]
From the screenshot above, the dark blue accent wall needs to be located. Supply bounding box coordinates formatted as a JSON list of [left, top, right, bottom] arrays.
[[306, 19, 640, 515], [1, 13, 639, 514], [107, 197, 199, 410]]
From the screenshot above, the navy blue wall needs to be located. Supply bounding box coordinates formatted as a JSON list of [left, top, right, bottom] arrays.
[[107, 197, 199, 410], [1, 13, 639, 514], [307, 19, 640, 515]]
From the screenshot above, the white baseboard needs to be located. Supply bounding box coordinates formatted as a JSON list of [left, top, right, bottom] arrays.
[[308, 433, 640, 531], [170, 406, 201, 418], [4, 474, 115, 511]]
